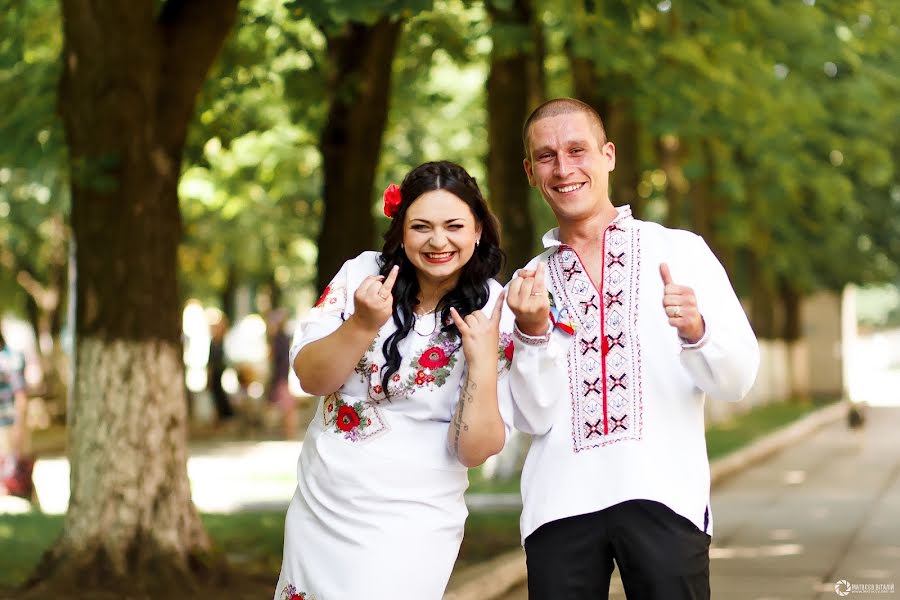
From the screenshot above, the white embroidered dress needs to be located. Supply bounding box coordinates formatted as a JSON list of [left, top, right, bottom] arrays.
[[274, 251, 513, 600]]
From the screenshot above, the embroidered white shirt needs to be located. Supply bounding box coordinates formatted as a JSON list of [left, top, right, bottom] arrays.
[[508, 206, 760, 542]]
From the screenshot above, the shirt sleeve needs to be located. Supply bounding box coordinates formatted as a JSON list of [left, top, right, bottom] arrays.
[[679, 234, 760, 402], [491, 283, 516, 439], [502, 262, 573, 436], [289, 258, 356, 372]]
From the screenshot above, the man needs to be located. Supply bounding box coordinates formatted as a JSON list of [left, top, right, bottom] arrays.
[[504, 98, 760, 599]]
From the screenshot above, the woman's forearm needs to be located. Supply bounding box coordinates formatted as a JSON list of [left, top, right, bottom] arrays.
[[294, 315, 380, 396], [448, 365, 505, 467]]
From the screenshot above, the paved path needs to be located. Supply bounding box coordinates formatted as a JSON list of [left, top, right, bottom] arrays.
[[498, 406, 900, 599]]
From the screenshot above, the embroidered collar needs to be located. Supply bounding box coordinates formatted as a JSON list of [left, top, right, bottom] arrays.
[[540, 205, 634, 250]]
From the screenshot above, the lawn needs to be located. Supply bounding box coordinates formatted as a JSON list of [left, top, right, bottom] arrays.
[[0, 509, 520, 594]]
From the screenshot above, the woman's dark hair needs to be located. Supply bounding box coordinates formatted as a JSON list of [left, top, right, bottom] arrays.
[[377, 161, 504, 395]]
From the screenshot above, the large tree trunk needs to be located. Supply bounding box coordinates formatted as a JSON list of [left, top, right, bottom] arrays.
[[316, 17, 403, 292], [568, 54, 642, 218], [690, 140, 734, 277], [487, 0, 538, 281], [26, 1, 238, 596], [656, 135, 689, 229]]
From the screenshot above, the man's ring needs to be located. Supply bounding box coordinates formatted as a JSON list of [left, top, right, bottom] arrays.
[[673, 305, 681, 317], [531, 291, 542, 296]]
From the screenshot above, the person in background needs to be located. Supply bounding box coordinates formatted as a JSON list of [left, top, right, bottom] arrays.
[[0, 328, 30, 498], [267, 308, 298, 440], [207, 313, 234, 426]]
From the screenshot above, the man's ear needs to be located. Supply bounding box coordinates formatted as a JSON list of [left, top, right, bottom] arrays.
[[523, 157, 536, 186]]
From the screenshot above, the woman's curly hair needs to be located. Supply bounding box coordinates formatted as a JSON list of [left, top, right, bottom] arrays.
[[377, 161, 504, 396]]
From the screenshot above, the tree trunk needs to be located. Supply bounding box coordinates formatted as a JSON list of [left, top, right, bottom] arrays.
[[568, 53, 642, 218], [748, 249, 779, 340], [316, 17, 403, 292], [605, 98, 642, 218], [487, 0, 538, 281], [27, 1, 238, 595], [690, 140, 734, 277], [656, 135, 689, 229]]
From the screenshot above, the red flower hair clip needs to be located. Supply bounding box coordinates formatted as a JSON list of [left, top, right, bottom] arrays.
[[383, 183, 402, 218]]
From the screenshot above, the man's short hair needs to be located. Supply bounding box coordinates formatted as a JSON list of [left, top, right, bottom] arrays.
[[522, 98, 608, 159]]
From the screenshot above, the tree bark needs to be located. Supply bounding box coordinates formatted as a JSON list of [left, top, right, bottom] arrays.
[[568, 53, 642, 218], [316, 17, 403, 292], [28, 0, 238, 595], [656, 135, 689, 229], [690, 140, 734, 278], [488, 0, 539, 280]]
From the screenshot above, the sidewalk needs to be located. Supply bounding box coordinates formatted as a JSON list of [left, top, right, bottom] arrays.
[[445, 400, 854, 600]]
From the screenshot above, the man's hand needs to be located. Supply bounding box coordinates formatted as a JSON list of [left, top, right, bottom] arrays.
[[507, 262, 550, 336], [660, 263, 704, 343]]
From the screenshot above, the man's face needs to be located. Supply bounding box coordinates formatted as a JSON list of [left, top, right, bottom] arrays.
[[523, 112, 616, 223]]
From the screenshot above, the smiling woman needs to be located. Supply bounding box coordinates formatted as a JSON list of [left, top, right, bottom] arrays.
[[275, 161, 514, 600]]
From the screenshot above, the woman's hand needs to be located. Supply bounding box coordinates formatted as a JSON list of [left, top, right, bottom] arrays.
[[450, 290, 505, 367], [350, 265, 399, 332]]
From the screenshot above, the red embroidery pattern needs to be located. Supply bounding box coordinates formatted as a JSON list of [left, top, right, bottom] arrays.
[[280, 583, 317, 600], [548, 209, 643, 453], [498, 332, 514, 376], [322, 392, 389, 443]]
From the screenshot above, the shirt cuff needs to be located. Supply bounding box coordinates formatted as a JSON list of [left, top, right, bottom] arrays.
[[680, 317, 709, 350], [513, 321, 552, 346]]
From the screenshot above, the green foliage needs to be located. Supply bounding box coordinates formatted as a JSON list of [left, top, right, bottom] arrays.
[[0, 0, 68, 317], [2, 0, 898, 328]]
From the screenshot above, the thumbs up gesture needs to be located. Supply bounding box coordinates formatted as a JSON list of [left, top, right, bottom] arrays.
[[660, 263, 704, 344]]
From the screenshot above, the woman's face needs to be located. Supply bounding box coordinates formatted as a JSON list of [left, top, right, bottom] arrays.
[[402, 189, 482, 290]]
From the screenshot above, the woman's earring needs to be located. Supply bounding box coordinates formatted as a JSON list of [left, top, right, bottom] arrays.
[[475, 239, 480, 248], [400, 243, 404, 249]]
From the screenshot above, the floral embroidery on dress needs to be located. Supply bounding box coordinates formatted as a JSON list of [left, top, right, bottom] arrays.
[[498, 332, 514, 376], [281, 583, 317, 600], [322, 392, 389, 442], [311, 279, 347, 320], [404, 330, 459, 390], [354, 338, 378, 379]]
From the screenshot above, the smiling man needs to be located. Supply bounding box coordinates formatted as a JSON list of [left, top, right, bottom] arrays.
[[503, 98, 760, 600]]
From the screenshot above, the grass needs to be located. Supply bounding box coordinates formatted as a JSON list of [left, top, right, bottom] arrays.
[[705, 396, 838, 460], [0, 509, 519, 590]]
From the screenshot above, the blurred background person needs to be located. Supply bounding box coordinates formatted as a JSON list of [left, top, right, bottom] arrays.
[[0, 327, 32, 500], [267, 309, 298, 440], [207, 311, 235, 427]]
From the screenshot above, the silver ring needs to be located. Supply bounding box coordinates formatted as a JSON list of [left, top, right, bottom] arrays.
[[673, 305, 681, 318], [530, 291, 542, 297]]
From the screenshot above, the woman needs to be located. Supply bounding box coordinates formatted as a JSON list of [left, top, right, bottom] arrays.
[[274, 161, 514, 600]]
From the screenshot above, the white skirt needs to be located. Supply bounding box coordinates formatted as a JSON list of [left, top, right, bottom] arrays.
[[274, 422, 469, 600]]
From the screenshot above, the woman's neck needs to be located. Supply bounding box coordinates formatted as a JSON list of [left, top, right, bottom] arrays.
[[416, 277, 458, 314]]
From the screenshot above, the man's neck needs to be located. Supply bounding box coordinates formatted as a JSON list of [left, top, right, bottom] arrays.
[[558, 204, 620, 250]]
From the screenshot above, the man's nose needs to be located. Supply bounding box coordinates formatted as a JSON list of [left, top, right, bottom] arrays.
[[554, 154, 574, 177]]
